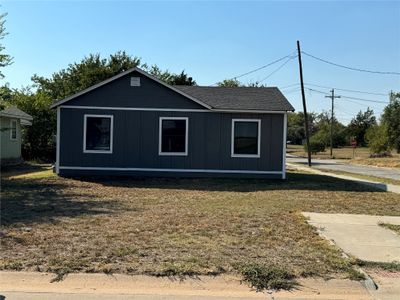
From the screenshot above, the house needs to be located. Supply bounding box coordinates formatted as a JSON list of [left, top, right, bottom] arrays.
[[50, 67, 294, 179], [0, 106, 33, 165]]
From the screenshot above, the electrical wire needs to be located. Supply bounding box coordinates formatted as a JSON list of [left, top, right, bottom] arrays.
[[304, 83, 388, 96], [340, 95, 389, 104], [301, 51, 400, 75], [211, 51, 296, 86], [257, 54, 297, 84], [210, 52, 295, 86]]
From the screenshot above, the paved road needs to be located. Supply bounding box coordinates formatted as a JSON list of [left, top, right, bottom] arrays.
[[0, 272, 372, 300], [287, 156, 400, 181]]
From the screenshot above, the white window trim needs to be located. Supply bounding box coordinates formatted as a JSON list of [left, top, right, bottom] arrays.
[[83, 114, 114, 154], [10, 119, 17, 141], [231, 119, 261, 158], [159, 117, 188, 156]]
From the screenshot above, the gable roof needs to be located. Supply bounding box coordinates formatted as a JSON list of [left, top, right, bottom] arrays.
[[0, 106, 33, 121], [50, 67, 294, 112], [50, 67, 212, 109], [174, 86, 294, 112]]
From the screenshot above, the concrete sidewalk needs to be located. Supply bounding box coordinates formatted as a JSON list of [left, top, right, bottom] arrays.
[[302, 212, 400, 263], [302, 213, 400, 299], [0, 272, 372, 300]]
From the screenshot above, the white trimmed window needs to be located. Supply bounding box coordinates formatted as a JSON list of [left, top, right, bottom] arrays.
[[159, 117, 188, 156], [10, 119, 17, 140], [83, 114, 114, 153], [231, 119, 261, 158]]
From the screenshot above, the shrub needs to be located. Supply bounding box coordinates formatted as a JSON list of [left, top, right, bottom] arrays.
[[239, 264, 297, 291], [365, 124, 390, 155], [304, 137, 326, 154]]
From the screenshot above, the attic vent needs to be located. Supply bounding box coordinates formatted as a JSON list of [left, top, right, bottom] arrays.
[[130, 77, 141, 87]]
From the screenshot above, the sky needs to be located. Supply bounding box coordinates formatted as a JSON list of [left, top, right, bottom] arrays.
[[2, 0, 400, 124]]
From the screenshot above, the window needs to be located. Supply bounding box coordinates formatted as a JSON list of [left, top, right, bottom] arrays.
[[159, 117, 188, 155], [10, 119, 17, 140], [231, 119, 261, 158], [83, 115, 113, 153]]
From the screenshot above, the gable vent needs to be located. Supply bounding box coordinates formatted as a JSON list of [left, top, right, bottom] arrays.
[[130, 77, 141, 87]]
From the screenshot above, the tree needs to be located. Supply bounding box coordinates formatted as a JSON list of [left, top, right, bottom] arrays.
[[0, 12, 12, 78], [310, 111, 348, 148], [32, 52, 142, 100], [217, 79, 242, 87], [347, 108, 376, 146], [365, 124, 390, 154], [287, 112, 317, 144], [168, 70, 196, 85], [7, 87, 55, 159], [382, 92, 400, 153]]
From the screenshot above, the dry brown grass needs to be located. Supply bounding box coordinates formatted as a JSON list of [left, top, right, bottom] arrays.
[[287, 145, 400, 168], [1, 165, 399, 281]]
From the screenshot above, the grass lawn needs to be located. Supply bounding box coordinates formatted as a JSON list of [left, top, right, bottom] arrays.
[[1, 164, 400, 288], [287, 144, 400, 168]]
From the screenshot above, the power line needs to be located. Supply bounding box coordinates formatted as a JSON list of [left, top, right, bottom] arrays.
[[340, 98, 383, 111], [304, 87, 388, 104], [280, 82, 388, 96], [301, 51, 400, 75], [340, 95, 389, 104], [257, 55, 297, 84], [210, 52, 295, 86], [305, 87, 330, 95], [304, 83, 388, 96], [280, 83, 299, 90]]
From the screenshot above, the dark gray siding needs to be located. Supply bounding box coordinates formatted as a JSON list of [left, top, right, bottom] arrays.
[[65, 71, 205, 109], [59, 108, 284, 176]]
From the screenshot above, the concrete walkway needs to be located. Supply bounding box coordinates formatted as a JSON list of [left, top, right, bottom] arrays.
[[303, 213, 400, 299], [303, 212, 400, 263], [0, 272, 372, 300], [287, 156, 400, 181]]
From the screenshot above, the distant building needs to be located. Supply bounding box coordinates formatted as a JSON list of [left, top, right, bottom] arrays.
[[0, 106, 33, 165]]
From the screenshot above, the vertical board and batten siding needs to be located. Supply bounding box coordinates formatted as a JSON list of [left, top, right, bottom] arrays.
[[57, 69, 286, 178], [59, 109, 284, 176]]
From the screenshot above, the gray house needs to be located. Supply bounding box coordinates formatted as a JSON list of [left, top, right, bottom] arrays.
[[51, 67, 294, 179]]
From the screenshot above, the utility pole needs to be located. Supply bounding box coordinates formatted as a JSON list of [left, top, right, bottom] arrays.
[[296, 41, 311, 166], [325, 89, 341, 157]]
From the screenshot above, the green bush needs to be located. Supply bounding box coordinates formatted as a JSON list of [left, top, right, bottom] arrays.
[[304, 137, 326, 154], [365, 124, 390, 154], [239, 264, 297, 291]]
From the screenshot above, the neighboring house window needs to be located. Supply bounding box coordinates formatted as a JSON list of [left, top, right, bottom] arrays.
[[231, 119, 261, 158], [159, 117, 188, 156], [10, 119, 17, 140], [83, 114, 113, 153]]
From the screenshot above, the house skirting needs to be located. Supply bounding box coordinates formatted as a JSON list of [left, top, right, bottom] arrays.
[[58, 166, 284, 179]]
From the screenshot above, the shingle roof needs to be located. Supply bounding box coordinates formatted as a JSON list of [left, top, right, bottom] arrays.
[[174, 86, 294, 111], [0, 106, 33, 120]]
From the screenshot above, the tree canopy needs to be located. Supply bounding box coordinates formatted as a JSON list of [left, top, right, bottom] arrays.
[[382, 92, 400, 153], [347, 108, 376, 146], [0, 12, 12, 79]]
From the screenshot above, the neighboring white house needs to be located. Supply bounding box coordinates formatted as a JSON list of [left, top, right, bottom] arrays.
[[0, 106, 33, 165]]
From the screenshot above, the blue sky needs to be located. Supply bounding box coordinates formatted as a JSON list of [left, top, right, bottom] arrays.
[[2, 1, 400, 123]]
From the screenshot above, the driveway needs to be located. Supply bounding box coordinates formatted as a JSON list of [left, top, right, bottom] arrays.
[[287, 156, 400, 181]]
